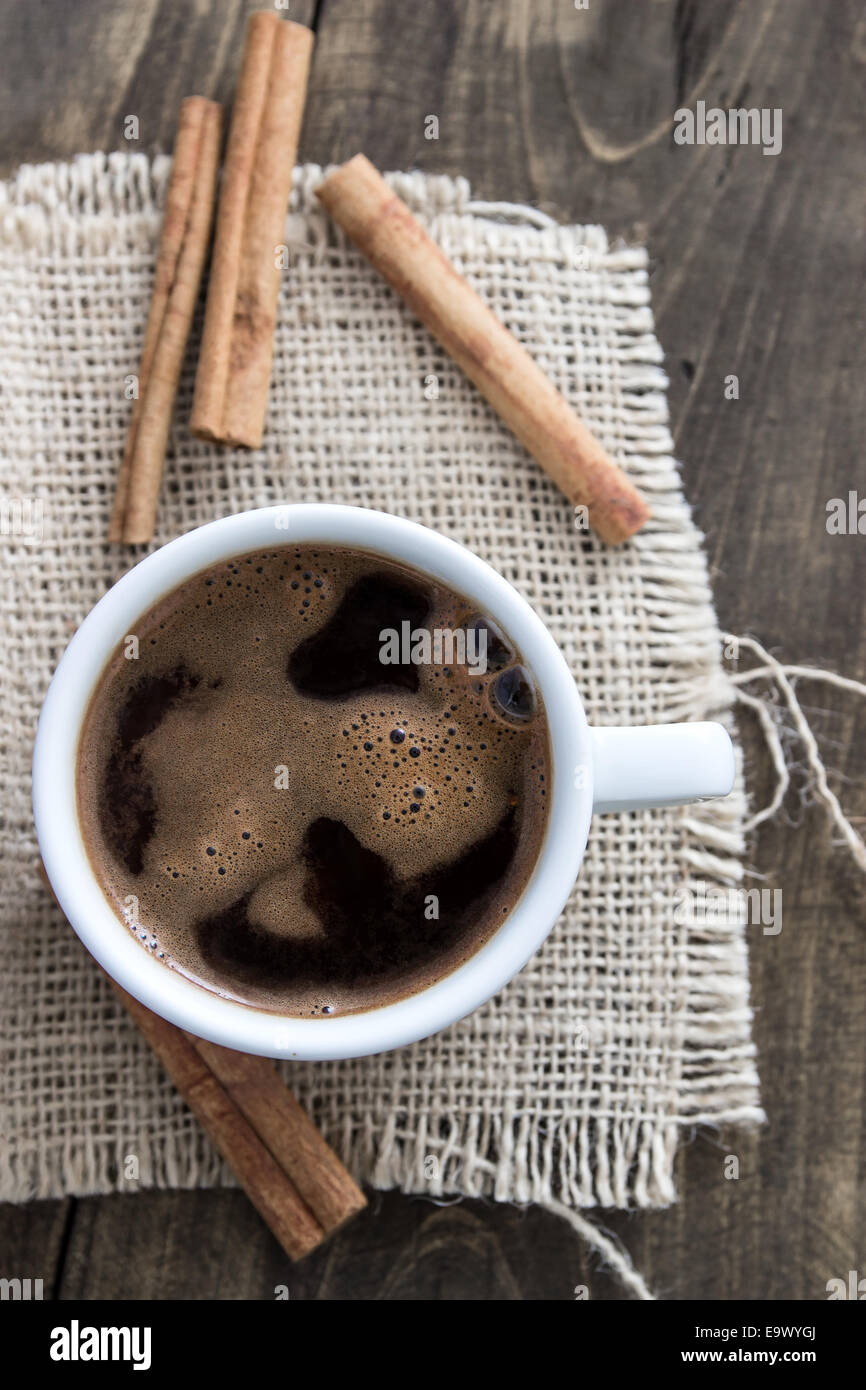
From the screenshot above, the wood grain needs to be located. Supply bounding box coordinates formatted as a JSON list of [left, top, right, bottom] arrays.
[[1, 0, 864, 1299]]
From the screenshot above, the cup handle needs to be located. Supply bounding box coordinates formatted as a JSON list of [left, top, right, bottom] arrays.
[[589, 721, 735, 814]]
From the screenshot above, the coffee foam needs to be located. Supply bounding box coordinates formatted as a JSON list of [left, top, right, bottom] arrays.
[[76, 546, 550, 1016]]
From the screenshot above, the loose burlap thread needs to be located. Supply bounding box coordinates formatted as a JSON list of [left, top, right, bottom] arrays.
[[0, 157, 764, 1240]]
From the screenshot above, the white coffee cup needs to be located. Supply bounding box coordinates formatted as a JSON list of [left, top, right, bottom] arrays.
[[33, 504, 734, 1061]]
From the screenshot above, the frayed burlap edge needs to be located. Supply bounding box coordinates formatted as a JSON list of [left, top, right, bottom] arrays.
[[0, 156, 764, 1238]]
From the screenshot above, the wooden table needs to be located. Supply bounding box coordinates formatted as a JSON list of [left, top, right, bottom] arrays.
[[2, 0, 864, 1300]]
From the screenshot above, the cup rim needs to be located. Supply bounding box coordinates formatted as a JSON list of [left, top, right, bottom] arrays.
[[33, 504, 592, 1059]]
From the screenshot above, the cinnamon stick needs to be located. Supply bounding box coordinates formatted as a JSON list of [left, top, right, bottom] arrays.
[[190, 1035, 367, 1235], [111, 981, 326, 1261], [109, 96, 222, 544], [111, 982, 366, 1259], [190, 12, 314, 449], [316, 154, 651, 545], [38, 864, 366, 1261]]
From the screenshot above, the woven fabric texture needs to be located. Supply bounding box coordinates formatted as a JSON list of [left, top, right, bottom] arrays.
[[0, 155, 763, 1208]]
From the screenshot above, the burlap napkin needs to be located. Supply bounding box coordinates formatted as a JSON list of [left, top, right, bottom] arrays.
[[0, 155, 763, 1222]]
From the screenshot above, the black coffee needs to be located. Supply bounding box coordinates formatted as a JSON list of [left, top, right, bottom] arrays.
[[76, 546, 551, 1016]]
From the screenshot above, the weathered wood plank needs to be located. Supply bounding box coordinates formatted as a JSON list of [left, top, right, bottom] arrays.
[[0, 0, 863, 1300], [56, 1189, 616, 1301], [0, 1199, 71, 1298], [0, 0, 317, 170]]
